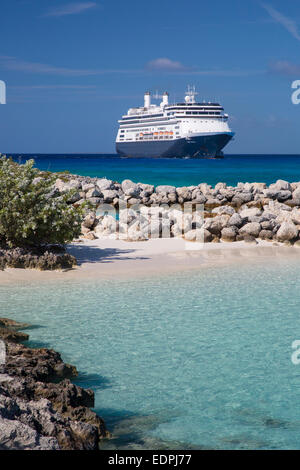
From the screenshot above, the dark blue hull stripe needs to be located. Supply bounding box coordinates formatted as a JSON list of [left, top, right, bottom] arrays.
[[116, 133, 234, 158]]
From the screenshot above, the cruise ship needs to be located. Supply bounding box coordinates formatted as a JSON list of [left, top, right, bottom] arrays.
[[115, 86, 234, 158]]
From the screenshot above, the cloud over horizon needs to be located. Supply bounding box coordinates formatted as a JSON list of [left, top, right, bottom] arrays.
[[261, 3, 300, 41], [269, 60, 300, 75], [146, 58, 189, 72], [43, 2, 97, 18], [0, 55, 264, 78]]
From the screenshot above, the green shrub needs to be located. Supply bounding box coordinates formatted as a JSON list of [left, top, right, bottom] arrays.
[[0, 156, 85, 247]]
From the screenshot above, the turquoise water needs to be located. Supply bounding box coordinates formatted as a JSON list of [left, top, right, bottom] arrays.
[[10, 153, 300, 187], [2, 259, 300, 449]]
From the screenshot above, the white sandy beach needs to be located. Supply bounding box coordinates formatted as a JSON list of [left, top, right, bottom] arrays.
[[0, 238, 299, 284]]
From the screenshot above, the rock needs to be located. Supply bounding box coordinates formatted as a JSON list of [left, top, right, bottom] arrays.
[[82, 212, 96, 229], [0, 319, 110, 450], [191, 190, 207, 204], [81, 183, 95, 192], [86, 188, 101, 199], [291, 209, 300, 225], [204, 215, 230, 237], [215, 182, 227, 190], [0, 411, 60, 450], [276, 222, 299, 242], [96, 178, 113, 191], [292, 186, 300, 200], [176, 187, 193, 203], [83, 232, 97, 240], [212, 206, 235, 216], [67, 192, 81, 204], [243, 235, 258, 244], [221, 226, 238, 242], [204, 198, 222, 209], [0, 328, 29, 343], [239, 207, 262, 220], [264, 189, 279, 199], [202, 229, 213, 243], [228, 213, 243, 228], [101, 189, 119, 203], [138, 183, 154, 197], [261, 219, 276, 231], [55, 178, 81, 192], [259, 230, 273, 240], [0, 246, 77, 271], [155, 185, 176, 194], [184, 230, 197, 241], [277, 190, 292, 202], [232, 192, 253, 204], [121, 180, 140, 197], [239, 222, 261, 238], [0, 319, 29, 330], [270, 179, 292, 192]]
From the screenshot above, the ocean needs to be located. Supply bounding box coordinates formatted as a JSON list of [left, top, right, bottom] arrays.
[[8, 153, 300, 187], [4, 257, 300, 450]]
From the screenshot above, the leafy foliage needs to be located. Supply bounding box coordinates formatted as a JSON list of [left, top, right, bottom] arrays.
[[0, 156, 85, 247]]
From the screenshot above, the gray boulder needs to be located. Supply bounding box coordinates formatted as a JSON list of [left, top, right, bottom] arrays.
[[221, 226, 238, 242], [96, 178, 114, 191], [277, 190, 292, 202], [86, 188, 101, 199], [121, 179, 141, 197], [156, 185, 176, 194], [259, 230, 273, 240], [276, 222, 299, 242], [239, 222, 261, 238], [270, 179, 292, 192], [228, 213, 243, 228]]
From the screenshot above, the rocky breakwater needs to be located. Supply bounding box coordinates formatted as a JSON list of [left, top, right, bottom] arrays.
[[0, 245, 77, 271], [0, 318, 110, 450], [54, 175, 300, 245]]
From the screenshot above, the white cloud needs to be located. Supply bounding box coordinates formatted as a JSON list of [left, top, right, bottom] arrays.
[[44, 2, 97, 18], [261, 3, 300, 41], [0, 56, 135, 76], [146, 58, 188, 71], [0, 55, 263, 78], [269, 60, 300, 75]]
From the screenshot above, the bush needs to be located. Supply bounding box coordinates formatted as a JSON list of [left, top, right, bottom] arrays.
[[0, 156, 85, 248]]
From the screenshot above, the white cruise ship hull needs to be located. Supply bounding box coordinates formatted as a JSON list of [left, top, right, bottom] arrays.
[[116, 132, 234, 158]]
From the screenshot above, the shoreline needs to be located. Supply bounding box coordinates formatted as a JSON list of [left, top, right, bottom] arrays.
[[0, 318, 110, 450], [0, 238, 299, 283]]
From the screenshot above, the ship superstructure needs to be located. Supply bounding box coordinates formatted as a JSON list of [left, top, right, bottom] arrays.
[[116, 86, 234, 158]]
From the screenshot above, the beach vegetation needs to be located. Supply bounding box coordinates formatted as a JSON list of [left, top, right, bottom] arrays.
[[0, 156, 85, 248]]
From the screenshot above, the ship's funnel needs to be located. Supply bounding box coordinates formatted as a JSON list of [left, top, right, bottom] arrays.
[[144, 91, 151, 108], [162, 92, 169, 106]]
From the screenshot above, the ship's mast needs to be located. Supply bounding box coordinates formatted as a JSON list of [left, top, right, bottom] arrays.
[[185, 85, 198, 104]]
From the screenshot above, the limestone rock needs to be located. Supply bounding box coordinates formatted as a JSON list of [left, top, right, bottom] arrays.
[[276, 222, 299, 242], [239, 222, 261, 238], [96, 178, 114, 191], [221, 226, 238, 242]]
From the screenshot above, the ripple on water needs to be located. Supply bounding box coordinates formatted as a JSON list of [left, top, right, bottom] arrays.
[[2, 257, 300, 449]]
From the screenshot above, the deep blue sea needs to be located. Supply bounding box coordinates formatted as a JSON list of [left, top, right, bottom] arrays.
[[9, 153, 300, 187]]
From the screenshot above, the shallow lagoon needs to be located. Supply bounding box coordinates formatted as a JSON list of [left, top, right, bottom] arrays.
[[2, 258, 300, 449]]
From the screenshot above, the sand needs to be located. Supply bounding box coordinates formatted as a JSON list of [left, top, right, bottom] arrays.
[[0, 238, 299, 284]]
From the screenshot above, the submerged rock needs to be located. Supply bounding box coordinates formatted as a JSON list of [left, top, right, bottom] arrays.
[[0, 319, 110, 450]]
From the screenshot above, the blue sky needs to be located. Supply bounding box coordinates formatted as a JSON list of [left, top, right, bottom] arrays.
[[1, 0, 300, 153]]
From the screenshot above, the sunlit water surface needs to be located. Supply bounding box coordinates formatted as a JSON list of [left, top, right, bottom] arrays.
[[2, 259, 300, 449]]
